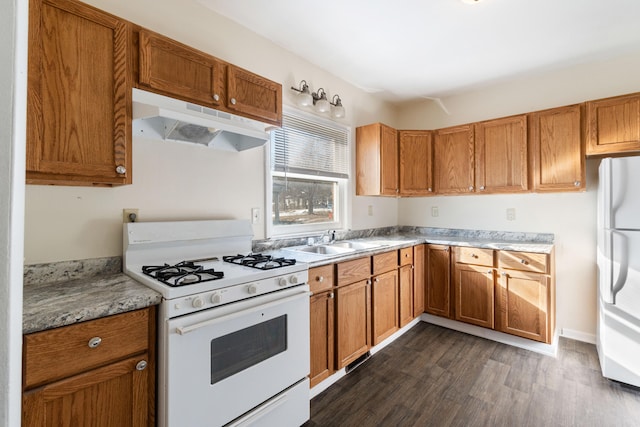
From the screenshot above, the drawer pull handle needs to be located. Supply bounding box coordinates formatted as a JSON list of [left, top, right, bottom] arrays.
[[88, 337, 102, 348], [501, 272, 507, 277], [317, 276, 324, 283], [115, 165, 126, 175], [329, 292, 334, 299], [230, 98, 237, 105], [471, 254, 478, 258], [487, 270, 492, 274], [520, 259, 529, 265], [136, 360, 148, 371], [213, 94, 220, 102]]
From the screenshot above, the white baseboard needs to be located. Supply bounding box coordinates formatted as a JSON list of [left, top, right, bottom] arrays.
[[560, 328, 596, 344]]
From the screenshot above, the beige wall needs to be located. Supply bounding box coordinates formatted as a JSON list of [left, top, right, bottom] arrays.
[[396, 51, 640, 341], [24, 0, 398, 264]]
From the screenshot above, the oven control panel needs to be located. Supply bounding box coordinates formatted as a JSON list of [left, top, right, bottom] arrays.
[[166, 270, 309, 317]]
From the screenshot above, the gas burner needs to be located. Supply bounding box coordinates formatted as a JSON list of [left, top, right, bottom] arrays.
[[142, 261, 224, 287], [223, 254, 297, 270]]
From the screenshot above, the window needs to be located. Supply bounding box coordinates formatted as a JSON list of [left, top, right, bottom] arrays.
[[268, 108, 350, 237]]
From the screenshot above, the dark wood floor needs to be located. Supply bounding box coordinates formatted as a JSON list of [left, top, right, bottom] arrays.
[[305, 322, 640, 427]]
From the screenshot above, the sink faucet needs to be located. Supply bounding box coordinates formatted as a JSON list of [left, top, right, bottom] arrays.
[[320, 230, 336, 244]]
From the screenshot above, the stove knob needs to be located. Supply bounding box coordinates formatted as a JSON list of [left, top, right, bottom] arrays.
[[289, 275, 299, 284], [210, 293, 222, 304], [192, 297, 204, 308], [247, 284, 258, 294], [278, 278, 288, 287]]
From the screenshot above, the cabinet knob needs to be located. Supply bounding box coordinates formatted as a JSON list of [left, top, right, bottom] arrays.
[[329, 292, 334, 299], [136, 360, 148, 371], [479, 185, 485, 191], [471, 254, 478, 258], [374, 277, 379, 282], [501, 271, 507, 277], [88, 337, 102, 349], [366, 280, 372, 285], [316, 276, 324, 283], [427, 187, 433, 192], [487, 270, 492, 274], [520, 259, 529, 265], [115, 165, 126, 175], [468, 186, 474, 191], [230, 98, 237, 105], [574, 181, 581, 187], [213, 94, 220, 102]]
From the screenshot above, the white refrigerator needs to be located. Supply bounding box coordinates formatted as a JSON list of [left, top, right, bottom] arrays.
[[597, 156, 640, 388]]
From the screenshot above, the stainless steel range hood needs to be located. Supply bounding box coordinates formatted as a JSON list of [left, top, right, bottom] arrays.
[[132, 88, 272, 151]]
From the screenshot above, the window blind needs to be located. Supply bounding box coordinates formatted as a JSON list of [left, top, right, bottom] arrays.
[[271, 111, 349, 179]]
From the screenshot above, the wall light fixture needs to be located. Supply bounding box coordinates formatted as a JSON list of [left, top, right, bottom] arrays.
[[291, 80, 346, 119]]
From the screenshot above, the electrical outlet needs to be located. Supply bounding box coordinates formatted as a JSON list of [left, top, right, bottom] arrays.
[[431, 206, 439, 217], [367, 205, 373, 216], [251, 207, 260, 224], [123, 208, 139, 223], [506, 208, 516, 221]]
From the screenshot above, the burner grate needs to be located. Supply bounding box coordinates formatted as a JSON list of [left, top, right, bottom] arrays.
[[223, 254, 296, 270], [142, 261, 224, 287]]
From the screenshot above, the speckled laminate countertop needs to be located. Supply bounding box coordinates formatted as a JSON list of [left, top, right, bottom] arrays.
[[23, 257, 162, 334]]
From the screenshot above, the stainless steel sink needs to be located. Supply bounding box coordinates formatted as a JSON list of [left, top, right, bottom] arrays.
[[290, 245, 355, 255], [330, 241, 383, 250]]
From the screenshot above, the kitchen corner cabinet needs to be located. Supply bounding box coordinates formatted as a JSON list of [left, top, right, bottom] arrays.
[[425, 244, 452, 318], [371, 251, 399, 345], [529, 104, 585, 192], [22, 307, 155, 426], [412, 244, 426, 317], [136, 30, 282, 126], [453, 247, 495, 329], [495, 250, 555, 343], [27, 0, 132, 186], [586, 92, 640, 156], [356, 123, 399, 196], [309, 265, 335, 387], [475, 115, 528, 193], [399, 130, 434, 196], [433, 125, 475, 194], [335, 257, 372, 369]]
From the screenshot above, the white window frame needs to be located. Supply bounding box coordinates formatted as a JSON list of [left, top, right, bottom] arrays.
[[265, 107, 350, 238]]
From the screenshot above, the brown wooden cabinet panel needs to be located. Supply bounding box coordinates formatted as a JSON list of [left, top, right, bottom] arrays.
[[455, 247, 494, 267], [433, 125, 475, 194], [336, 256, 371, 287], [454, 263, 494, 329], [27, 0, 132, 185], [336, 279, 371, 368], [398, 265, 414, 327], [425, 245, 452, 318], [23, 354, 149, 427], [399, 130, 433, 196], [356, 123, 398, 196], [413, 244, 426, 317], [371, 270, 399, 345], [586, 92, 640, 155], [227, 65, 282, 126], [309, 264, 334, 294], [496, 269, 550, 343], [475, 115, 528, 193], [529, 104, 585, 192], [138, 29, 224, 108], [497, 250, 549, 274], [399, 247, 413, 266], [309, 290, 334, 387], [372, 250, 398, 275]]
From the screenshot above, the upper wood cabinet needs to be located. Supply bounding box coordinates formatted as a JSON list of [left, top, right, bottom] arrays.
[[586, 92, 640, 156], [529, 104, 585, 192], [433, 125, 475, 194], [475, 115, 528, 193], [27, 0, 132, 186], [136, 29, 282, 126], [399, 130, 433, 196], [356, 123, 399, 196]]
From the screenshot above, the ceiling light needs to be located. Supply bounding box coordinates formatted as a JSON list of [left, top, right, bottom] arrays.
[[290, 80, 346, 119], [290, 80, 313, 107]]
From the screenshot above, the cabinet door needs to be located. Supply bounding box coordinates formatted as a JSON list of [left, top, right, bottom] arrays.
[[399, 265, 414, 327], [425, 245, 452, 318], [22, 354, 149, 427], [475, 115, 528, 193], [355, 123, 398, 196], [309, 290, 334, 387], [138, 30, 223, 107], [529, 104, 585, 192], [399, 130, 433, 196], [336, 279, 371, 368], [454, 263, 495, 329], [27, 0, 132, 185], [433, 125, 475, 194], [413, 244, 426, 317], [227, 65, 282, 126], [496, 269, 550, 343], [586, 93, 640, 155], [380, 124, 399, 195], [371, 271, 399, 345]]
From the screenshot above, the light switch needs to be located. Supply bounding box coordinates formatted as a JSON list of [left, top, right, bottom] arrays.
[[506, 208, 516, 221], [431, 206, 439, 217], [251, 208, 260, 224]]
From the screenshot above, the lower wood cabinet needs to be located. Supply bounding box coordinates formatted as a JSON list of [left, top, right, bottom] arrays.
[[371, 270, 399, 345], [309, 290, 335, 387], [412, 244, 426, 317], [453, 262, 495, 329], [399, 264, 414, 327], [336, 279, 371, 369], [22, 307, 155, 426], [425, 244, 452, 318]]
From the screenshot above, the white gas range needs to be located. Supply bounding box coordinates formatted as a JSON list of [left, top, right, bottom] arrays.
[[123, 219, 310, 427]]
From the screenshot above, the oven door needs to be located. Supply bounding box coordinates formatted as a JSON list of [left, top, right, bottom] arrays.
[[165, 285, 310, 427]]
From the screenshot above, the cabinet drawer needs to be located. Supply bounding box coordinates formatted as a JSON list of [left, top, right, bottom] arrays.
[[399, 247, 413, 266], [23, 308, 150, 390], [336, 257, 371, 286], [456, 247, 494, 266], [309, 264, 334, 293], [497, 251, 548, 274], [373, 251, 398, 275]]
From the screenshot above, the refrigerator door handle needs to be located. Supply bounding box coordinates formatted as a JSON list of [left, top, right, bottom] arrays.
[[611, 230, 629, 305]]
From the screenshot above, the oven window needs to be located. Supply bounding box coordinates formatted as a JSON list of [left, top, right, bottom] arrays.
[[210, 315, 287, 385]]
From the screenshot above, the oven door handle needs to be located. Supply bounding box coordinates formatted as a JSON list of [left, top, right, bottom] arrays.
[[175, 290, 311, 335]]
